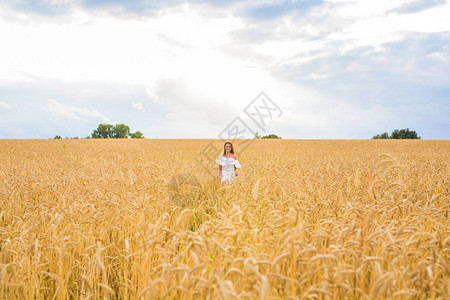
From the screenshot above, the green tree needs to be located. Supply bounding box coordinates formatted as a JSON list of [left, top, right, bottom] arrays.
[[91, 123, 144, 139], [113, 124, 130, 138], [254, 132, 281, 139], [131, 131, 145, 138], [372, 132, 389, 139], [54, 135, 62, 139], [390, 128, 421, 139], [372, 128, 421, 139], [390, 129, 401, 139], [261, 134, 282, 139], [91, 123, 114, 138]]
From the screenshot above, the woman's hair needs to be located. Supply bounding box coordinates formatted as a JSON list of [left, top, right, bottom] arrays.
[[223, 141, 235, 155]]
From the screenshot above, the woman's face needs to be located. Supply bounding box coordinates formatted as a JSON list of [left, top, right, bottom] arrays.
[[225, 144, 232, 153]]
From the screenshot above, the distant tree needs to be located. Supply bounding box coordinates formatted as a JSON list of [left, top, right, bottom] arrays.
[[130, 131, 145, 138], [261, 134, 282, 139], [54, 135, 62, 139], [254, 132, 281, 139], [92, 123, 114, 138], [372, 132, 389, 139], [372, 128, 421, 139], [113, 124, 130, 138], [390, 128, 421, 139], [90, 123, 144, 139]]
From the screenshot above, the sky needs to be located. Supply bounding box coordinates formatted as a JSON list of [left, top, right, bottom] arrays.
[[0, 0, 449, 139]]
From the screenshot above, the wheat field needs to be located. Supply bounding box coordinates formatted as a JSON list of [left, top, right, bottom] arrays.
[[0, 139, 448, 299]]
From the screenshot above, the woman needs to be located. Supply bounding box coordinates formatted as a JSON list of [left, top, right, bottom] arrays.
[[216, 142, 241, 185]]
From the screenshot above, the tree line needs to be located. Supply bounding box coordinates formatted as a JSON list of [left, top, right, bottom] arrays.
[[53, 126, 421, 140], [372, 128, 421, 139], [254, 132, 282, 139], [53, 123, 144, 139]]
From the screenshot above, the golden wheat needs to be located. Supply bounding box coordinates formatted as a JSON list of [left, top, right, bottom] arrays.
[[0, 139, 448, 299]]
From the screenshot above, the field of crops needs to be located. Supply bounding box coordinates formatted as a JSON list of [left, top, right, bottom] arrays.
[[0, 139, 448, 299]]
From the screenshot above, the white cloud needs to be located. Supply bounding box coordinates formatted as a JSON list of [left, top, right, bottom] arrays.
[[0, 101, 12, 109], [242, 0, 450, 61], [145, 77, 237, 127], [427, 50, 448, 61], [132, 101, 144, 111], [45, 99, 110, 122], [0, 5, 243, 85]]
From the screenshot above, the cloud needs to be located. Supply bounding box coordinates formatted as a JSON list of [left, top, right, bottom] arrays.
[[250, 29, 450, 139], [276, 31, 450, 89], [0, 101, 12, 109], [228, 27, 273, 45], [132, 101, 144, 111], [80, 0, 180, 14], [80, 0, 244, 17], [146, 77, 237, 127], [237, 0, 323, 21], [392, 0, 446, 14], [1, 0, 74, 18], [2, 0, 239, 18], [156, 34, 192, 49], [45, 99, 110, 122]]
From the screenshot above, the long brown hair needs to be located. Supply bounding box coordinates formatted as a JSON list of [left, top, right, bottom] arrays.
[[222, 141, 235, 155]]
